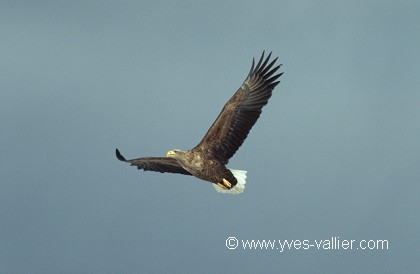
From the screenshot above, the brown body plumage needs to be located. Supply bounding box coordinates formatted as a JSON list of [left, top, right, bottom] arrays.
[[116, 51, 283, 194]]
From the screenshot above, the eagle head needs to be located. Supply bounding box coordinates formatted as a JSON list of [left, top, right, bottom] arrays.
[[166, 149, 184, 158]]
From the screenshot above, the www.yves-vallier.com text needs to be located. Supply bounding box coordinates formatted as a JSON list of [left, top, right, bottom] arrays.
[[225, 236, 389, 252]]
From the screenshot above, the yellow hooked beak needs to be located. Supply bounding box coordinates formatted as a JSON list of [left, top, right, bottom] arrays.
[[166, 150, 176, 157]]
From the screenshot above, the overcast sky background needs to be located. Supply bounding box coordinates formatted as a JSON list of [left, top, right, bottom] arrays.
[[1, 1, 420, 273]]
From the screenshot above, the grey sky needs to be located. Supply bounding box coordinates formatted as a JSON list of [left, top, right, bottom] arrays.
[[1, 1, 419, 273]]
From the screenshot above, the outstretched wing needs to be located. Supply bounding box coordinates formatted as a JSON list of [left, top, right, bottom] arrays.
[[115, 149, 192, 175], [193, 51, 283, 164]]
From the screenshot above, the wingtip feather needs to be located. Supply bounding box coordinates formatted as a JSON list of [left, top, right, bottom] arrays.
[[115, 148, 127, 161]]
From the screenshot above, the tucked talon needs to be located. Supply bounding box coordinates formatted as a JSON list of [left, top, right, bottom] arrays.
[[217, 183, 227, 190], [222, 178, 232, 188]]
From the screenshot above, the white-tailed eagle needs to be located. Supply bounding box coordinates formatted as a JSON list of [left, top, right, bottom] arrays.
[[116, 52, 283, 194]]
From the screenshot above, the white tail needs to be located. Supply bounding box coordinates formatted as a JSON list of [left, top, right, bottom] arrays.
[[212, 169, 247, 194]]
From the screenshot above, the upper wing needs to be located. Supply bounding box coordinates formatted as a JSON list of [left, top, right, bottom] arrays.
[[115, 149, 192, 175], [193, 52, 283, 165]]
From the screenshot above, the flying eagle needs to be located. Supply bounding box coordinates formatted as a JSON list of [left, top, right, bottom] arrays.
[[116, 52, 283, 194]]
